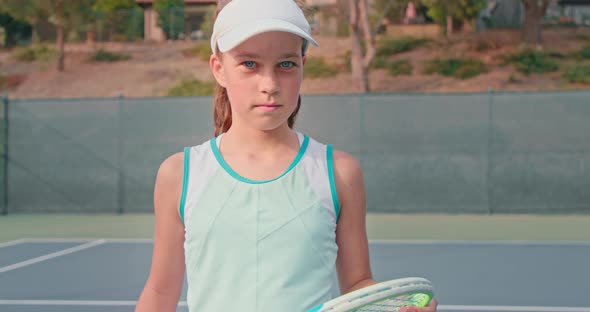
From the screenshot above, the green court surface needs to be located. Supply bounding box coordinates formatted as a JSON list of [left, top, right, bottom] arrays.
[[1, 213, 589, 243]]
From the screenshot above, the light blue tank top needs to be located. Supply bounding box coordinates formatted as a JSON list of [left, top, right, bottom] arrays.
[[179, 132, 341, 311]]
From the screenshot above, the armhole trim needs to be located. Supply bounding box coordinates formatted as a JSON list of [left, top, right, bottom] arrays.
[[326, 145, 341, 223], [179, 147, 190, 225]]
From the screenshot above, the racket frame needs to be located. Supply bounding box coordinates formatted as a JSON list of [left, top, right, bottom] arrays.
[[316, 277, 434, 312]]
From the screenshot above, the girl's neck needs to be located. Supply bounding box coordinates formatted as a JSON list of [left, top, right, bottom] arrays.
[[220, 125, 299, 155]]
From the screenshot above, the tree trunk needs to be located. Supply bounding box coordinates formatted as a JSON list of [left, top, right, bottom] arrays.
[[522, 7, 543, 46], [56, 24, 65, 72], [31, 25, 40, 44], [349, 0, 373, 93], [522, 0, 549, 47], [349, 0, 368, 92]]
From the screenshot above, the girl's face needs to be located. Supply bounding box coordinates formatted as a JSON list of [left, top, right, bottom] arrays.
[[211, 31, 306, 132]]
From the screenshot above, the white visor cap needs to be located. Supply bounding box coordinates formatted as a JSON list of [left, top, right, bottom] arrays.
[[210, 0, 318, 54]]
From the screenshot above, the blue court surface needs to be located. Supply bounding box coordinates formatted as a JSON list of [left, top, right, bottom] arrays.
[[0, 238, 589, 312]]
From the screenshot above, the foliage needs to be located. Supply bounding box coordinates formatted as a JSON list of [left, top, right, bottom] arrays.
[[0, 11, 32, 46], [421, 0, 486, 33], [13, 45, 55, 62], [182, 42, 211, 62], [563, 64, 590, 84], [199, 5, 216, 40], [508, 73, 522, 84], [386, 59, 413, 76], [93, 0, 142, 41], [93, 0, 136, 11], [500, 50, 559, 75], [377, 36, 429, 56], [0, 0, 48, 25], [93, 6, 144, 42], [89, 49, 131, 62], [154, 0, 184, 40], [370, 55, 387, 69], [303, 56, 339, 79], [167, 79, 215, 96], [424, 57, 488, 79], [578, 45, 590, 60], [575, 31, 590, 41]]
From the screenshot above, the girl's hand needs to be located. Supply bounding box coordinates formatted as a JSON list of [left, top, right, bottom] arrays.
[[399, 298, 438, 312]]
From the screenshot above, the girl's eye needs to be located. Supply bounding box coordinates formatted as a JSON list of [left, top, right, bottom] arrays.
[[243, 61, 255, 68], [280, 61, 295, 69]]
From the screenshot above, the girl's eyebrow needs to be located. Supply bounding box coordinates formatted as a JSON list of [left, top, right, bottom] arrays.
[[234, 52, 300, 59]]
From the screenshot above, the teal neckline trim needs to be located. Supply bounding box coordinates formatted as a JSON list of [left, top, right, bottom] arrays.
[[326, 145, 341, 222], [179, 147, 190, 225], [210, 134, 309, 184]]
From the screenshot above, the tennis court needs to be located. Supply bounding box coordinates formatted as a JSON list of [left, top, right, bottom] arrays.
[[1, 214, 589, 312], [1, 91, 589, 311]]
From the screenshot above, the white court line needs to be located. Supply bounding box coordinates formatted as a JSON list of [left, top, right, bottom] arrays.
[[370, 239, 590, 246], [0, 300, 187, 307], [21, 238, 152, 244], [0, 240, 105, 274], [0, 301, 587, 312], [21, 238, 94, 243], [0, 239, 25, 248]]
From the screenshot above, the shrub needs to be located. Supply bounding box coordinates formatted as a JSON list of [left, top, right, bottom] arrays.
[[182, 42, 211, 62], [90, 49, 132, 62], [563, 64, 590, 84], [377, 37, 429, 56], [386, 59, 413, 76], [424, 58, 487, 79], [14, 45, 55, 62], [578, 45, 590, 59], [167, 79, 215, 96], [304, 56, 339, 78], [500, 50, 559, 75], [370, 56, 387, 69], [575, 31, 590, 41]]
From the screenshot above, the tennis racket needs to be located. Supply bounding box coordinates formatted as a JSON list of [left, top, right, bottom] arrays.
[[308, 277, 434, 312]]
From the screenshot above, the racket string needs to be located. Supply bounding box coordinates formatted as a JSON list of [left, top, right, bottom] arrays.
[[353, 294, 429, 312]]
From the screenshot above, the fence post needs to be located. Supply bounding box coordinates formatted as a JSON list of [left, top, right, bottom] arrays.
[[117, 93, 125, 214], [359, 92, 366, 168], [2, 94, 8, 216], [486, 87, 494, 215]]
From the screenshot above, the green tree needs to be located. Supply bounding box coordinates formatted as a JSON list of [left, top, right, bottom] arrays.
[[422, 0, 486, 35], [372, 0, 412, 25], [0, 0, 47, 43], [0, 11, 32, 46], [93, 0, 136, 11], [93, 0, 142, 41], [154, 0, 184, 40], [0, 0, 96, 71]]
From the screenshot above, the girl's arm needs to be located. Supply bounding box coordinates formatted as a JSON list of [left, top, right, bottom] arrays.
[[333, 149, 375, 294], [332, 149, 438, 312], [135, 153, 186, 312]]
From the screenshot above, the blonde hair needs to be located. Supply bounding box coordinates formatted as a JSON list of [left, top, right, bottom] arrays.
[[212, 0, 305, 136]]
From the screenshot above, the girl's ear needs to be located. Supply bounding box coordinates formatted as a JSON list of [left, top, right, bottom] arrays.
[[302, 55, 307, 66], [210, 54, 227, 88]]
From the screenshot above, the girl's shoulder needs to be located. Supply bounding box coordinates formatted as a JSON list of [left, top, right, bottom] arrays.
[[156, 152, 185, 191], [331, 148, 363, 183], [155, 138, 213, 193]]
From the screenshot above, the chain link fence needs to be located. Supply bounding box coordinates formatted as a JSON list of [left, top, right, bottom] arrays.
[[1, 91, 589, 215]]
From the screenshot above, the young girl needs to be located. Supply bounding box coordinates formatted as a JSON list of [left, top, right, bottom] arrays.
[[136, 0, 438, 311]]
